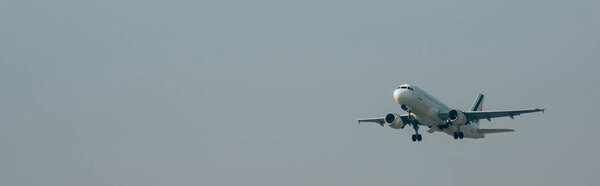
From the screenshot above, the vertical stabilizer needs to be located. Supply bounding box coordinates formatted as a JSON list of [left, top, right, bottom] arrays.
[[470, 94, 484, 124], [470, 94, 484, 111]]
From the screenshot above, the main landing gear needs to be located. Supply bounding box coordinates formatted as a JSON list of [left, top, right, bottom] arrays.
[[453, 131, 464, 139]]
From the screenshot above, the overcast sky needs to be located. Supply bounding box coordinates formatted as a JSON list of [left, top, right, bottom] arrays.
[[1, 0, 599, 185]]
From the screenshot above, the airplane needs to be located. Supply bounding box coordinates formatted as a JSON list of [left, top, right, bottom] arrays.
[[358, 84, 544, 141]]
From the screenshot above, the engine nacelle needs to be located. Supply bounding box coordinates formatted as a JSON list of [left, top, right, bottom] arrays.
[[384, 113, 405, 129], [448, 109, 467, 125]]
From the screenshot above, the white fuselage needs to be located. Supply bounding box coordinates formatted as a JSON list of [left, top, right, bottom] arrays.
[[393, 85, 483, 138]]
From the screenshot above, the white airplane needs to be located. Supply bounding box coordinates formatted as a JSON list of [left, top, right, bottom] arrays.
[[358, 84, 544, 141]]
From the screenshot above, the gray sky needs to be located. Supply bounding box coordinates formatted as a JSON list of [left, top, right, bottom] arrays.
[[1, 0, 599, 185]]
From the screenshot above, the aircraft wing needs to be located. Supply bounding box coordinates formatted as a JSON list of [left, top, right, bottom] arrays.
[[357, 117, 386, 126], [479, 129, 514, 134], [357, 114, 409, 126], [464, 108, 544, 121]]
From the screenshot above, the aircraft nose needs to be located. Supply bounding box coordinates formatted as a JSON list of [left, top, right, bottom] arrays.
[[393, 89, 402, 104]]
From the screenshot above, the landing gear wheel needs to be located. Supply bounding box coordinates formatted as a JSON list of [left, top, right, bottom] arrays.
[[458, 132, 464, 139], [453, 132, 458, 139], [409, 115, 421, 142]]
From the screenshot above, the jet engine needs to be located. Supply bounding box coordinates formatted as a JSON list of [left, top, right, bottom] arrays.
[[448, 109, 467, 125], [384, 113, 405, 129]]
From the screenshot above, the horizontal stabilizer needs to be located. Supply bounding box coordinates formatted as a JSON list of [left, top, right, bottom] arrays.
[[479, 129, 514, 134]]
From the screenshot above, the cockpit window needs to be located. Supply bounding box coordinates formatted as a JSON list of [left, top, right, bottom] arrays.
[[397, 86, 414, 91]]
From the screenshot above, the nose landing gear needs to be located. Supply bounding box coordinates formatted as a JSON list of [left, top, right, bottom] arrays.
[[453, 131, 464, 139], [407, 111, 422, 142], [411, 134, 422, 141]]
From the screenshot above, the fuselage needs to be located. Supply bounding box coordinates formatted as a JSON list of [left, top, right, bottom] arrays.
[[393, 84, 483, 138]]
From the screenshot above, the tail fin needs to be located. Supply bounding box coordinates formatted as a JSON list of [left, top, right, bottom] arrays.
[[470, 94, 484, 124], [470, 94, 484, 111]]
